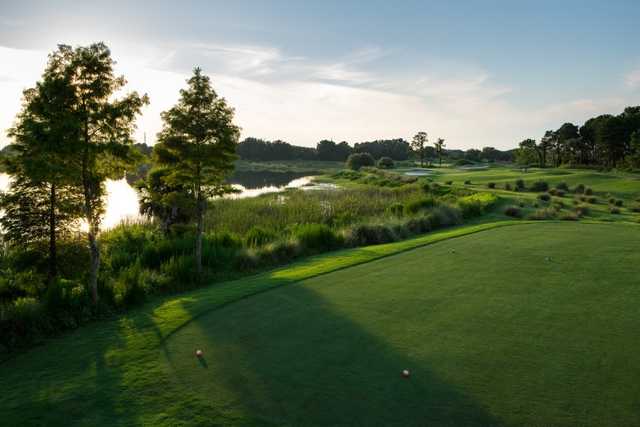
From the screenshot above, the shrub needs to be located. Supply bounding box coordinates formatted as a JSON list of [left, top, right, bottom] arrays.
[[387, 203, 405, 217], [376, 157, 394, 169], [574, 183, 585, 194], [344, 223, 398, 247], [556, 182, 569, 191], [113, 262, 148, 308], [527, 208, 557, 220], [530, 181, 549, 192], [430, 205, 463, 227], [559, 212, 578, 221], [464, 180, 472, 185], [555, 189, 566, 197], [631, 204, 640, 213], [587, 197, 597, 204], [294, 224, 343, 252], [455, 159, 474, 166], [445, 180, 453, 185], [404, 197, 436, 214], [584, 187, 593, 196], [504, 183, 512, 191], [504, 205, 522, 218], [160, 255, 199, 291], [548, 188, 557, 196], [537, 193, 551, 202], [614, 199, 624, 207], [346, 152, 375, 170], [245, 226, 276, 247], [487, 182, 496, 189], [257, 239, 302, 266], [457, 193, 498, 218], [574, 204, 590, 217], [610, 206, 621, 214], [515, 179, 526, 191]]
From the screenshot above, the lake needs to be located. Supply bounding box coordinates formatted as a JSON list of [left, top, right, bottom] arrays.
[[0, 171, 318, 229]]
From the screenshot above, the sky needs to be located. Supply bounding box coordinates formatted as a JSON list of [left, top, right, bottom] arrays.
[[1, 0, 639, 150]]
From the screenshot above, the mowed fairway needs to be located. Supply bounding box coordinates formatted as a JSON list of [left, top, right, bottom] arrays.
[[163, 222, 640, 426], [2, 222, 640, 426]]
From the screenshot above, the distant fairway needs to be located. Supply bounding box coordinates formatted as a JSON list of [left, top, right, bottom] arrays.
[[2, 222, 640, 426]]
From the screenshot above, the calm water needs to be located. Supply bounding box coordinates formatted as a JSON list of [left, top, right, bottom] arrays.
[[0, 171, 318, 229]]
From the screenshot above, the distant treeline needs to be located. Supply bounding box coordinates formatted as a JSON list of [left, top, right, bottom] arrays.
[[236, 137, 516, 163], [517, 106, 640, 169]]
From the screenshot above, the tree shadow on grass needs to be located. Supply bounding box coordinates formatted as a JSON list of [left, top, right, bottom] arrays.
[[162, 283, 504, 426]]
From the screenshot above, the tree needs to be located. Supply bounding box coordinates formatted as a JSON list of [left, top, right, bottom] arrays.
[[155, 68, 240, 275], [628, 131, 640, 169], [434, 138, 446, 166], [411, 132, 428, 167], [2, 50, 84, 283], [57, 43, 148, 303], [516, 139, 538, 171], [376, 156, 394, 169], [554, 123, 579, 166], [346, 152, 375, 170]]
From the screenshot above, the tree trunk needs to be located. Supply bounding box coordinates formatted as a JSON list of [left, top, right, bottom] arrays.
[[48, 183, 57, 284], [195, 194, 204, 276], [82, 123, 100, 304]]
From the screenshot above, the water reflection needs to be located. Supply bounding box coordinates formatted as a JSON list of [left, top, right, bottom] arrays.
[[0, 171, 323, 229]]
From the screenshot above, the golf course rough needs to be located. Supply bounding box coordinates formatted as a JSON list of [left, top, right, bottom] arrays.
[[2, 221, 640, 426]]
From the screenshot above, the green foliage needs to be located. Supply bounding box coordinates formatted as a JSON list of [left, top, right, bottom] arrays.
[[411, 131, 429, 167], [294, 224, 343, 252], [456, 193, 498, 218], [346, 152, 375, 170], [537, 193, 551, 202], [515, 179, 526, 191], [530, 180, 549, 192], [487, 182, 496, 188], [527, 207, 558, 220], [504, 206, 522, 218], [376, 156, 394, 169], [404, 197, 436, 214], [245, 226, 276, 247]]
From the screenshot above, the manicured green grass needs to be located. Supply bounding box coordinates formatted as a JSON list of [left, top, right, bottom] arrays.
[[2, 221, 639, 425]]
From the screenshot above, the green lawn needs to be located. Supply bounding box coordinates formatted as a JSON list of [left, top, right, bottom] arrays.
[[2, 222, 640, 426]]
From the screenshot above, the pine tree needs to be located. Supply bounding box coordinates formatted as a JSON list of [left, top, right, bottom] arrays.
[[2, 52, 84, 283], [154, 68, 240, 275]]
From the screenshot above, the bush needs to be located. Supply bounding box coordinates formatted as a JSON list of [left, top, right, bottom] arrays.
[[344, 223, 398, 247], [548, 188, 557, 196], [376, 157, 394, 169], [346, 152, 375, 170], [245, 226, 276, 247], [614, 199, 624, 207], [387, 202, 405, 217], [113, 262, 148, 308], [464, 180, 472, 185], [587, 197, 597, 204], [574, 183, 585, 194], [584, 187, 593, 196], [537, 193, 551, 202], [555, 189, 566, 197], [515, 179, 526, 191], [504, 183, 512, 191], [559, 212, 578, 221], [610, 206, 621, 214], [457, 193, 498, 218], [430, 205, 463, 227], [455, 159, 474, 166], [631, 204, 640, 213], [487, 182, 496, 189], [294, 224, 343, 252], [530, 181, 549, 192], [574, 204, 590, 217], [445, 180, 453, 185], [504, 205, 522, 218], [404, 197, 436, 214], [527, 208, 557, 220], [556, 182, 569, 191]]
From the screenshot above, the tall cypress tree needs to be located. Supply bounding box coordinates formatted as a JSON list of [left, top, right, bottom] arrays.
[[55, 43, 148, 303], [154, 68, 239, 275], [2, 50, 84, 283]]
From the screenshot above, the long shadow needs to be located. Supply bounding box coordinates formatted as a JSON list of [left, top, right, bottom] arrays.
[[0, 319, 139, 426], [162, 280, 504, 426]]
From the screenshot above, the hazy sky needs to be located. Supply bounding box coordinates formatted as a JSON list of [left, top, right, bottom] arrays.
[[1, 0, 640, 149]]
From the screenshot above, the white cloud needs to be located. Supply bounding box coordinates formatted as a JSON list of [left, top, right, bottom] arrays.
[[1, 42, 637, 151]]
